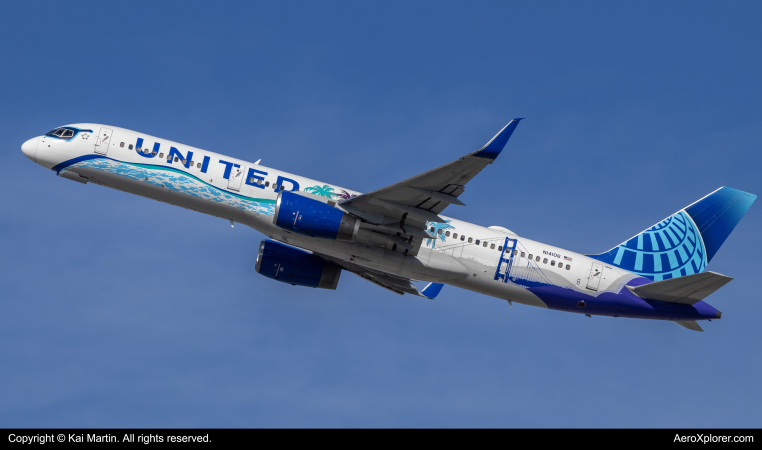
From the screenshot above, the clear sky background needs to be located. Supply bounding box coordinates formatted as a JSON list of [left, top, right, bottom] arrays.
[[1, 1, 761, 427]]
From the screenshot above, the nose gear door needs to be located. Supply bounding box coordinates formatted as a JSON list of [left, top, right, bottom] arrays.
[[94, 127, 113, 155], [586, 262, 602, 291]]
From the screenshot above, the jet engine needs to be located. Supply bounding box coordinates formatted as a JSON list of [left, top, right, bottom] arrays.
[[255, 240, 341, 289], [273, 191, 359, 241]]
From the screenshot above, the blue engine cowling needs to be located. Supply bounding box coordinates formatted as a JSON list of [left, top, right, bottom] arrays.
[[255, 240, 341, 289], [273, 191, 359, 241]]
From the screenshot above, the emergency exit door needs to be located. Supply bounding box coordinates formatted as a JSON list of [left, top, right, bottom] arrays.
[[94, 127, 113, 155], [227, 165, 246, 191], [586, 262, 603, 291]]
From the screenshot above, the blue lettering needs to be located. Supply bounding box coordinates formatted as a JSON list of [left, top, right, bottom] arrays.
[[275, 175, 300, 192], [200, 156, 210, 173], [219, 160, 237, 179], [245, 168, 268, 189], [135, 138, 158, 159], [168, 147, 194, 169]]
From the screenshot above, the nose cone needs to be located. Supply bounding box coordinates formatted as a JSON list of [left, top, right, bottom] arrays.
[[21, 137, 39, 162]]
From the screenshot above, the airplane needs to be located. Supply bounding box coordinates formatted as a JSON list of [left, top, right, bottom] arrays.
[[20, 120, 757, 331]]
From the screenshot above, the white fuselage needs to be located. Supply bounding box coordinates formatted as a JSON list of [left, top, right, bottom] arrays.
[[25, 123, 635, 310]]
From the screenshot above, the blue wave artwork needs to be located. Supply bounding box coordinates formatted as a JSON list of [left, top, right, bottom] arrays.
[[64, 158, 277, 216]]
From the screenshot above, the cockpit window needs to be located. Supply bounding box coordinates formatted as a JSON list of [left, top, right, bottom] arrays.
[[45, 128, 75, 139], [46, 128, 65, 137]]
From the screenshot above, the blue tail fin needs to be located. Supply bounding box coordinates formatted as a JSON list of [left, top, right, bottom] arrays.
[[588, 187, 756, 281]]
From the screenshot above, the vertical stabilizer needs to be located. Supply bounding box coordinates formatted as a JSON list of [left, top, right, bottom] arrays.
[[588, 187, 756, 281], [684, 187, 757, 262]]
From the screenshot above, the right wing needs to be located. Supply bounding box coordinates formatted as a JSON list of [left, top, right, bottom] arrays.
[[317, 252, 444, 299]]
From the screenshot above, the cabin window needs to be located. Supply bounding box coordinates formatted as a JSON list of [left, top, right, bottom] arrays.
[[543, 258, 548, 264], [445, 231, 450, 237], [430, 226, 435, 232], [452, 233, 457, 239], [197, 162, 202, 168], [460, 235, 465, 241], [188, 160, 193, 166], [159, 153, 164, 158], [566, 264, 571, 270], [498, 246, 503, 251], [551, 260, 556, 266], [182, 159, 186, 164], [528, 254, 533, 260], [513, 250, 518, 256], [490, 243, 495, 249], [536, 256, 540, 262], [483, 242, 488, 247], [151, 151, 157, 156], [120, 142, 124, 147], [280, 186, 285, 191], [468, 237, 473, 243], [174, 157, 179, 162], [521, 252, 525, 258], [265, 181, 270, 187], [475, 239, 480, 245], [128, 144, 133, 150], [249, 177, 255, 183]]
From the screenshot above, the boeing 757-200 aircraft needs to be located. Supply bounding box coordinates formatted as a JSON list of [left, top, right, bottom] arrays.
[[21, 120, 756, 331]]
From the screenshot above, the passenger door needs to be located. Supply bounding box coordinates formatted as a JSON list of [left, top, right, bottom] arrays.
[[586, 262, 602, 291], [93, 127, 113, 155], [227, 164, 246, 191]]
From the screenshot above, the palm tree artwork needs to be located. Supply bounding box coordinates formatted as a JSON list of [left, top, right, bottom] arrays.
[[304, 185, 336, 198], [425, 221, 455, 248]]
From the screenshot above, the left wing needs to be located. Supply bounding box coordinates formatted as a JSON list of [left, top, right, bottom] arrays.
[[338, 119, 523, 253]]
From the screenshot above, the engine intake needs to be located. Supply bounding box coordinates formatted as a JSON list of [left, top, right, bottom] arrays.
[[255, 240, 341, 289], [273, 190, 359, 241]]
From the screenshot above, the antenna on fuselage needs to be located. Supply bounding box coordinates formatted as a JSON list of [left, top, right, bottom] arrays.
[[254, 159, 261, 165]]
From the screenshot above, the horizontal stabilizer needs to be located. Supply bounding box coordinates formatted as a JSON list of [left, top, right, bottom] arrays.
[[673, 320, 704, 332], [628, 271, 732, 305]]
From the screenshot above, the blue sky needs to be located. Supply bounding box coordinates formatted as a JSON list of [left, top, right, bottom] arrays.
[[1, 1, 761, 427]]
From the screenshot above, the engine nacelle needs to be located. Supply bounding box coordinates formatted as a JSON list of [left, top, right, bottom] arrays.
[[255, 240, 341, 289], [273, 191, 359, 241]]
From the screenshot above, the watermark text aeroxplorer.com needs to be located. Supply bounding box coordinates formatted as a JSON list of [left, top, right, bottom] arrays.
[[674, 434, 753, 444]]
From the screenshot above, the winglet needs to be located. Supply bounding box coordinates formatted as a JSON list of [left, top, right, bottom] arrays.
[[473, 118, 524, 160], [421, 282, 444, 299]]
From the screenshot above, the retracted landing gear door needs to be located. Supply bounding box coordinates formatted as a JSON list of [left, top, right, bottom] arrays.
[[94, 127, 113, 155]]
